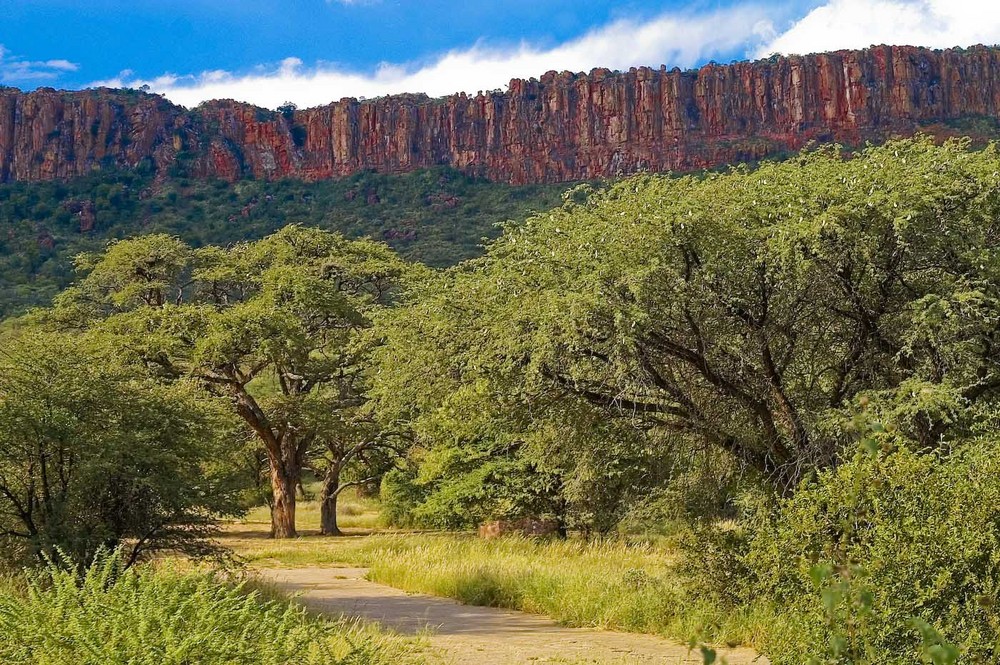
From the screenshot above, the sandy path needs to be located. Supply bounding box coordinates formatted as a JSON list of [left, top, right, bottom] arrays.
[[259, 566, 766, 665]]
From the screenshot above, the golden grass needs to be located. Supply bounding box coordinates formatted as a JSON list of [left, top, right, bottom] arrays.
[[218, 487, 774, 652], [220, 512, 771, 652]]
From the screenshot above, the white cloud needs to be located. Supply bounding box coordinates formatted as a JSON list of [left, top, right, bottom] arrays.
[[0, 45, 79, 83], [756, 0, 1000, 57], [91, 0, 1000, 110], [92, 4, 776, 109], [40, 59, 79, 71]]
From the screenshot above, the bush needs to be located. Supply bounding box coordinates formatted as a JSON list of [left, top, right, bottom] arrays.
[[379, 467, 425, 528], [745, 437, 1000, 663], [0, 332, 244, 569], [0, 552, 423, 665]]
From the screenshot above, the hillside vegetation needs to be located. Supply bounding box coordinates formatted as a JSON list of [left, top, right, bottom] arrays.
[[0, 167, 568, 316]]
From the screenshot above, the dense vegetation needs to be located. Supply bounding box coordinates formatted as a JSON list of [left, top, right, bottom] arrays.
[[0, 331, 243, 569], [367, 137, 1000, 662], [745, 432, 1000, 662], [374, 137, 1000, 530], [0, 136, 997, 663], [0, 167, 567, 316], [46, 227, 417, 540], [0, 553, 426, 664]]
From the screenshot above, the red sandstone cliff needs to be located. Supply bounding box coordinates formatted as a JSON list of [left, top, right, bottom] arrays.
[[2, 44, 1000, 185]]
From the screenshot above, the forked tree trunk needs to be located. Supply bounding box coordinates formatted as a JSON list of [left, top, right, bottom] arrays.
[[270, 465, 297, 539], [320, 464, 343, 536]]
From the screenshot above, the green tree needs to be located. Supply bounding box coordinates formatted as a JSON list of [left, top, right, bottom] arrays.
[[53, 226, 411, 538], [371, 273, 678, 533], [309, 411, 407, 536], [374, 138, 1000, 496], [0, 331, 241, 568]]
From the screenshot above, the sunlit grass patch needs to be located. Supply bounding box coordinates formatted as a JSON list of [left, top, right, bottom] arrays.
[[237, 486, 383, 533], [222, 528, 771, 651]]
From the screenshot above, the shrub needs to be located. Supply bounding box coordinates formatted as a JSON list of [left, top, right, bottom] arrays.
[[745, 437, 1000, 663], [379, 467, 425, 528], [0, 332, 243, 569]]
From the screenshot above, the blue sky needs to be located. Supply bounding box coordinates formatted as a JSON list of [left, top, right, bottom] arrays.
[[3, 0, 999, 108]]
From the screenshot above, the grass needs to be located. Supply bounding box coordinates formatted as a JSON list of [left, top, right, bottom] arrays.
[[222, 516, 774, 652], [237, 487, 383, 533], [0, 552, 429, 665]]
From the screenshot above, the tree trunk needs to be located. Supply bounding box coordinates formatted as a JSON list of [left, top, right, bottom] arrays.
[[320, 464, 343, 536], [555, 496, 568, 539], [270, 465, 297, 539]]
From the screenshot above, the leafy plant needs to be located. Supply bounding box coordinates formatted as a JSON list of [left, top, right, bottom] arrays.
[[0, 331, 242, 569], [0, 551, 424, 664], [51, 227, 414, 539], [746, 432, 1000, 663]]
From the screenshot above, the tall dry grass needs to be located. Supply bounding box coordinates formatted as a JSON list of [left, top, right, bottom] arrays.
[[228, 531, 773, 650]]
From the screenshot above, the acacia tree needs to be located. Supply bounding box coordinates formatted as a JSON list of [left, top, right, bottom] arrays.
[[310, 413, 406, 536], [56, 226, 410, 538], [374, 139, 1000, 494], [371, 274, 673, 533]]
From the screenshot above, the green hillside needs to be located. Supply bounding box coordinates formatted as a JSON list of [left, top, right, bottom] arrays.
[[0, 168, 570, 316]]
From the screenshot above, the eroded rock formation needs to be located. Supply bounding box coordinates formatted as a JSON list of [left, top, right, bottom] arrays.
[[2, 44, 1000, 185]]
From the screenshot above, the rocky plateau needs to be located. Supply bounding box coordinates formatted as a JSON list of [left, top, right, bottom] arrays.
[[2, 44, 1000, 185]]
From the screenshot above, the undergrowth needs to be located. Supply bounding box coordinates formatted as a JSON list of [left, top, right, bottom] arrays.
[[0, 552, 426, 665]]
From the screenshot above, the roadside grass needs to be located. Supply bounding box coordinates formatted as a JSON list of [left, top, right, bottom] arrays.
[[0, 553, 429, 665], [222, 522, 774, 651]]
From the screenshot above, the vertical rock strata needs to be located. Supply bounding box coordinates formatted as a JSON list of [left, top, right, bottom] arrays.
[[2, 45, 999, 185]]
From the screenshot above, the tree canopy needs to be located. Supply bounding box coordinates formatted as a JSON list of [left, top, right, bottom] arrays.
[[52, 226, 415, 538], [373, 138, 1000, 505]]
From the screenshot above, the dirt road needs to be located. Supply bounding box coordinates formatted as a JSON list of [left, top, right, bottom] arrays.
[[259, 566, 766, 665]]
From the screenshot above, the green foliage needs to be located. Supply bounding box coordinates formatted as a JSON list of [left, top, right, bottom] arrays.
[[5, 136, 1000, 663], [49, 226, 415, 537], [378, 467, 426, 528], [69, 232, 192, 309], [910, 619, 961, 665], [365, 138, 1000, 662], [0, 332, 243, 569], [0, 552, 424, 664], [0, 167, 568, 317], [617, 456, 751, 537], [745, 436, 1000, 663], [373, 137, 1000, 504], [371, 265, 695, 533]]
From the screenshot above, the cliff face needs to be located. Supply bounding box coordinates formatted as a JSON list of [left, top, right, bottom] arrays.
[[3, 44, 1000, 185]]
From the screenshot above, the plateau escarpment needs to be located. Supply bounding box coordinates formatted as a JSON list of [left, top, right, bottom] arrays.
[[2, 44, 1000, 185]]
